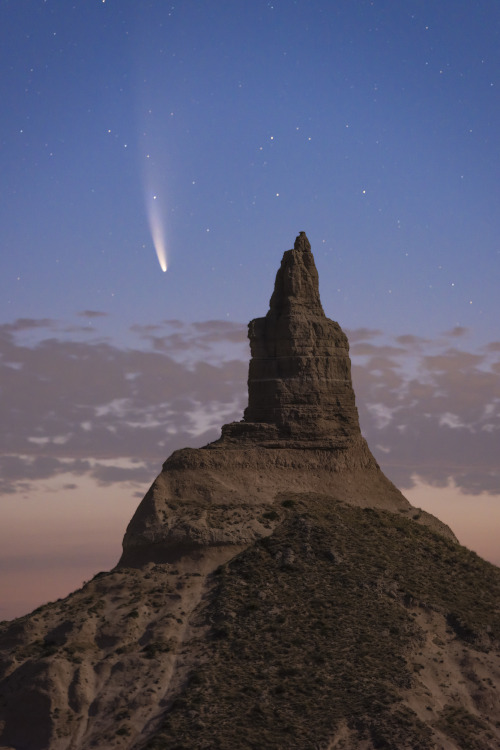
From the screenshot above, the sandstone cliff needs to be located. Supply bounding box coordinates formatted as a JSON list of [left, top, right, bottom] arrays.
[[0, 233, 499, 750]]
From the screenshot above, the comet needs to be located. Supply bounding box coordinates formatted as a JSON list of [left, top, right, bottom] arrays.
[[146, 193, 168, 272], [139, 123, 169, 271]]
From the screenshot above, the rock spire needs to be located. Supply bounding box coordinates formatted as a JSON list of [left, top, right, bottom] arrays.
[[224, 231, 361, 448]]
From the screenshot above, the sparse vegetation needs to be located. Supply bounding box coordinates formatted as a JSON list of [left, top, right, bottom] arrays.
[[437, 705, 494, 749], [141, 641, 173, 659], [115, 725, 131, 737], [144, 494, 500, 749]]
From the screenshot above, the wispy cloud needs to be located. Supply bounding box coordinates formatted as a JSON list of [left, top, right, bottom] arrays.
[[77, 310, 109, 319], [0, 319, 247, 493], [351, 331, 500, 494], [1, 319, 499, 496]]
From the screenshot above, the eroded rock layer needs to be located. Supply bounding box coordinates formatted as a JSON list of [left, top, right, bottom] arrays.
[[241, 230, 360, 445], [216, 231, 360, 448]]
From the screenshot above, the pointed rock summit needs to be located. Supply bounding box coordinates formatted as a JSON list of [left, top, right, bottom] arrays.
[[238, 230, 361, 445], [120, 233, 454, 567]]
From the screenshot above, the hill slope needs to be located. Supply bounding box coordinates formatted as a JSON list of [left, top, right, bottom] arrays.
[[145, 494, 500, 750], [1, 495, 499, 749]]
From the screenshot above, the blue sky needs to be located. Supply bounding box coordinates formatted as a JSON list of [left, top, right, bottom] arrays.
[[1, 0, 499, 619], [2, 0, 499, 336]]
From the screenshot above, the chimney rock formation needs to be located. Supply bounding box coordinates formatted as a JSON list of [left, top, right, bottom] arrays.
[[119, 233, 454, 567], [227, 231, 360, 447]]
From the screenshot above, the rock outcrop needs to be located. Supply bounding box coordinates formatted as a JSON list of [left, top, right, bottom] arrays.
[[2, 232, 498, 750], [119, 232, 453, 568]]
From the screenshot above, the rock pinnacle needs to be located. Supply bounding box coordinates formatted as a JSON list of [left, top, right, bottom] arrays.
[[226, 231, 361, 447]]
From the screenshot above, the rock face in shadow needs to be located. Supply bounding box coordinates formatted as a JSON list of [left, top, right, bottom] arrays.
[[242, 230, 359, 445], [4, 232, 498, 750], [119, 232, 454, 568]]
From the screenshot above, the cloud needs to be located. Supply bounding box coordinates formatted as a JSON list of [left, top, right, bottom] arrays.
[[438, 413, 466, 429], [351, 334, 500, 494], [129, 319, 247, 364], [443, 325, 469, 338], [77, 310, 109, 319], [2, 318, 55, 332], [1, 318, 499, 497], [0, 319, 247, 494], [395, 334, 430, 347], [344, 328, 382, 343]]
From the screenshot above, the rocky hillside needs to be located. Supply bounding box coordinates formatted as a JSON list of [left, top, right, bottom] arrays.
[[1, 233, 499, 750]]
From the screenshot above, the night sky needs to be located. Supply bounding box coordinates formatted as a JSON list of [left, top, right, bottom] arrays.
[[1, 1, 499, 620]]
